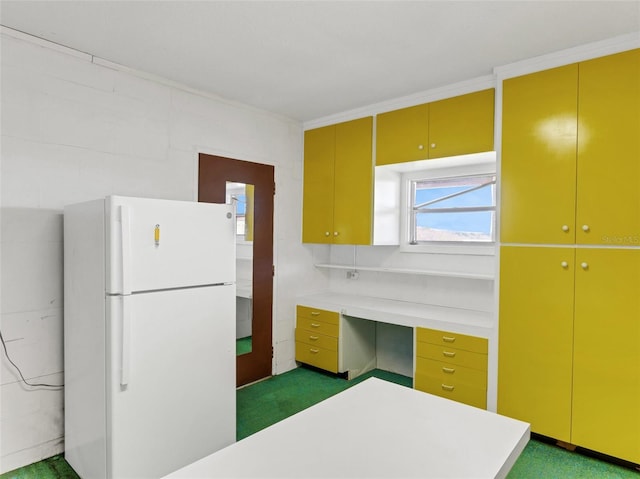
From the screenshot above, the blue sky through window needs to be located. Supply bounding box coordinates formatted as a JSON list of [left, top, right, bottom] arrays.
[[413, 178, 495, 239], [235, 194, 247, 215]]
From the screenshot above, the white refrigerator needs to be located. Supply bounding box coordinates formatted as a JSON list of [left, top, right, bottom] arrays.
[[64, 196, 236, 479]]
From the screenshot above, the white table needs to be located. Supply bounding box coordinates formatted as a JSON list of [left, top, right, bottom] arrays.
[[163, 378, 530, 479]]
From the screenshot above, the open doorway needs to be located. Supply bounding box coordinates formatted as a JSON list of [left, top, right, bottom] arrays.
[[199, 153, 274, 387]]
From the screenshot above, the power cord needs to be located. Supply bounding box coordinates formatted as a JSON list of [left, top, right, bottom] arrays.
[[0, 329, 64, 389]]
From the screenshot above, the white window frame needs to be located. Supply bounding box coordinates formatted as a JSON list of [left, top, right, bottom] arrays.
[[399, 152, 497, 255]]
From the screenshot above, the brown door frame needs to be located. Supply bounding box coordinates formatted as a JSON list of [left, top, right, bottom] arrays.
[[198, 153, 274, 387]]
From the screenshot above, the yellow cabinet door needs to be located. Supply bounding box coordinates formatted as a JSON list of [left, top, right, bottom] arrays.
[[302, 125, 335, 243], [576, 49, 640, 246], [572, 249, 640, 464], [333, 117, 373, 245], [501, 64, 579, 244], [428, 89, 495, 159], [498, 246, 574, 441], [376, 103, 429, 165]]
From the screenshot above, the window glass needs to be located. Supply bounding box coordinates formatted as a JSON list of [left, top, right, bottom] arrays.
[[410, 175, 496, 243]]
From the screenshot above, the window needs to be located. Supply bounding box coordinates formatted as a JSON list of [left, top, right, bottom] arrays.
[[409, 174, 496, 244]]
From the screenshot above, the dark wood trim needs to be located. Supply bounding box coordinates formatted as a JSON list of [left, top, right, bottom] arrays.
[[198, 153, 274, 387]]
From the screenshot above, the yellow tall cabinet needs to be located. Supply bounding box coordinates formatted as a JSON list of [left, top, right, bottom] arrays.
[[499, 48, 640, 464], [501, 49, 640, 246], [576, 50, 640, 245], [500, 64, 578, 245], [499, 246, 575, 442], [572, 249, 640, 463], [302, 117, 373, 245]]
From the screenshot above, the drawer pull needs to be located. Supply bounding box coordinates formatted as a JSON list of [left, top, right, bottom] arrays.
[[309, 335, 319, 340], [443, 351, 456, 358], [442, 367, 456, 374], [310, 348, 320, 354], [442, 336, 456, 343], [310, 311, 321, 316], [441, 384, 455, 392], [311, 323, 321, 328]]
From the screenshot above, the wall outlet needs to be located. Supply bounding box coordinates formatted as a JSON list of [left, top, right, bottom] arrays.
[[346, 270, 359, 280]]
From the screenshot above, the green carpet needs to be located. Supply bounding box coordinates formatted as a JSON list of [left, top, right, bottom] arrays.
[[2, 366, 637, 479], [235, 336, 252, 355], [237, 366, 412, 440], [0, 455, 78, 479], [507, 439, 638, 479]]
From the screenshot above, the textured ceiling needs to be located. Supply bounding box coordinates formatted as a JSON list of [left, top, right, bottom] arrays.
[[1, 1, 639, 122]]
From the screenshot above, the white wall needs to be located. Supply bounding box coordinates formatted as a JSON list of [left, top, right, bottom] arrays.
[[7, 23, 634, 475], [327, 245, 494, 312], [0, 28, 321, 473]]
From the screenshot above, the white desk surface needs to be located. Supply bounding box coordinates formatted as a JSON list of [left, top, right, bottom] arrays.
[[297, 292, 494, 338], [163, 378, 529, 479]]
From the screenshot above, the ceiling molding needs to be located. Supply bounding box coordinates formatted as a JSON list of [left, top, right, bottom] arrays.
[[304, 74, 496, 131], [494, 32, 640, 80]]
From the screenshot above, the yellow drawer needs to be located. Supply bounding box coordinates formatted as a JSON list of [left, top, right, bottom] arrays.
[[415, 372, 487, 409], [295, 328, 338, 352], [415, 357, 487, 389], [296, 342, 338, 373], [297, 316, 339, 338], [416, 327, 488, 354], [416, 342, 487, 371], [297, 305, 339, 325]]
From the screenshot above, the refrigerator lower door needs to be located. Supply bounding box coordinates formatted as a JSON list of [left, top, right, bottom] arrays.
[[106, 285, 235, 479]]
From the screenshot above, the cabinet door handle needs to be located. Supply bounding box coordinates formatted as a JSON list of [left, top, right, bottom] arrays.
[[443, 351, 456, 358], [310, 348, 320, 354], [442, 336, 456, 343], [581, 262, 589, 270], [310, 311, 320, 316], [309, 336, 319, 340], [325, 232, 330, 236], [582, 224, 590, 232], [441, 384, 455, 392], [562, 225, 570, 232], [561, 261, 569, 268], [442, 367, 456, 374], [310, 323, 320, 328]]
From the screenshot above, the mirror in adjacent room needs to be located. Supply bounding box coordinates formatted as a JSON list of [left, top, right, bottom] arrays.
[[226, 181, 254, 356]]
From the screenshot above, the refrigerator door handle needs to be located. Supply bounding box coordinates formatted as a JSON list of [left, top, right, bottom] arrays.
[[121, 295, 131, 386], [120, 205, 132, 296]]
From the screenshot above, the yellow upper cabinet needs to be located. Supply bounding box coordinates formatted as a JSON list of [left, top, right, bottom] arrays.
[[333, 117, 373, 245], [376, 104, 429, 165], [302, 117, 373, 245], [428, 89, 495, 159], [576, 49, 640, 246], [375, 89, 495, 165], [501, 64, 579, 244], [501, 48, 639, 246], [302, 125, 335, 244]]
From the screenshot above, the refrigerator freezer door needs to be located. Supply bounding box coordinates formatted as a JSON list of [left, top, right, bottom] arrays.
[[106, 285, 236, 478], [107, 196, 235, 294]]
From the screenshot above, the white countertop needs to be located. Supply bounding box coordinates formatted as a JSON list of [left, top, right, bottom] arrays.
[[297, 292, 494, 338], [163, 378, 529, 479]]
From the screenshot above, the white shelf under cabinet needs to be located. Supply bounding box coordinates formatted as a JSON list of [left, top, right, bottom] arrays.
[[314, 263, 494, 281]]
